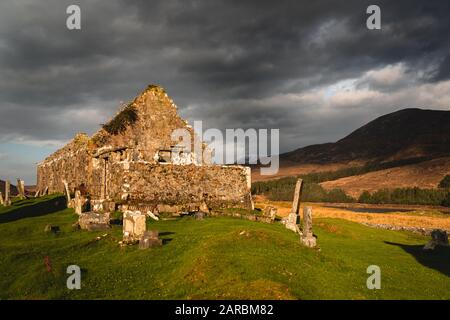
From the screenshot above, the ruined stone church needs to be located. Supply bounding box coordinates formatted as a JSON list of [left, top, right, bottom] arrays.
[[37, 85, 252, 214]]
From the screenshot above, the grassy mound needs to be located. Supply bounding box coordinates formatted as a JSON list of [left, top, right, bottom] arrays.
[[0, 195, 448, 299]]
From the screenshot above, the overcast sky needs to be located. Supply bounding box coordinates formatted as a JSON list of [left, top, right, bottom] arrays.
[[0, 0, 449, 184]]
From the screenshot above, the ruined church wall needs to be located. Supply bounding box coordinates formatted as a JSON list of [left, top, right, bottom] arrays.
[[107, 162, 253, 211], [37, 136, 94, 194]]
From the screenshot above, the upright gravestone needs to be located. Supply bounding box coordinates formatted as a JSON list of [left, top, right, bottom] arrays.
[[0, 192, 4, 205], [300, 206, 317, 248], [123, 211, 147, 243], [5, 180, 11, 206], [17, 179, 25, 199], [63, 180, 72, 207], [285, 179, 303, 233], [74, 190, 83, 215]]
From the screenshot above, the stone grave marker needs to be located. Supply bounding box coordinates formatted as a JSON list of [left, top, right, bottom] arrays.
[[285, 179, 303, 233], [139, 230, 163, 249], [300, 206, 317, 248], [5, 180, 11, 206], [123, 211, 147, 243]]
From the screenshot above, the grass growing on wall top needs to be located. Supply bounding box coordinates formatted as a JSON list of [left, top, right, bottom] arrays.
[[102, 104, 138, 135]]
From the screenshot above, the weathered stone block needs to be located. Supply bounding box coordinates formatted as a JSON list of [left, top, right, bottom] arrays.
[[79, 212, 111, 231], [123, 211, 146, 242], [263, 206, 277, 221]]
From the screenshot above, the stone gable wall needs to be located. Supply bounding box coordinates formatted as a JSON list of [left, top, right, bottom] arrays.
[[36, 85, 252, 211]]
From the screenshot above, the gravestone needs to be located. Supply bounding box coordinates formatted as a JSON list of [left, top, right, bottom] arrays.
[[123, 211, 147, 243], [300, 206, 317, 248], [423, 229, 449, 250], [285, 179, 303, 233], [17, 179, 25, 199], [63, 180, 72, 207], [263, 206, 277, 222], [74, 190, 83, 215], [0, 192, 3, 205], [34, 189, 40, 198], [42, 186, 48, 196], [5, 180, 11, 206], [139, 230, 163, 249]]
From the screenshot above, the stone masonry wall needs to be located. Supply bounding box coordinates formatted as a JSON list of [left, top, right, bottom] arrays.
[[107, 162, 253, 212], [36, 133, 98, 194]]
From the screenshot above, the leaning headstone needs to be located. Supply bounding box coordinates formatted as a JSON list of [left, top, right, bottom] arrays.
[[74, 190, 83, 215], [34, 189, 40, 198], [285, 179, 303, 233], [423, 229, 449, 250], [42, 186, 49, 196], [138, 230, 163, 249], [300, 206, 317, 247], [123, 211, 147, 243], [5, 180, 11, 206]]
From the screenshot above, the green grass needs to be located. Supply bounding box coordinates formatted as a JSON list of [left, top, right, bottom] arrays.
[[0, 195, 449, 299]]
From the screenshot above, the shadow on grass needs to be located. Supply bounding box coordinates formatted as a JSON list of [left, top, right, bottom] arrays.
[[385, 241, 450, 277], [0, 196, 67, 224]]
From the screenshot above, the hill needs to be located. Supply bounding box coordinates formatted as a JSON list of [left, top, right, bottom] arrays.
[[281, 108, 450, 165], [320, 156, 450, 198]]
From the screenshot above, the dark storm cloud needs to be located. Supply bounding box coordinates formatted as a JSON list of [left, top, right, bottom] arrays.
[[0, 0, 449, 150]]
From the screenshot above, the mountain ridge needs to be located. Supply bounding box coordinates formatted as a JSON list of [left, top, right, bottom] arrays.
[[280, 108, 450, 165]]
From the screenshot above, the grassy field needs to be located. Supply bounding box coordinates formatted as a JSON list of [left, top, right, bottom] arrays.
[[0, 195, 449, 300]]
